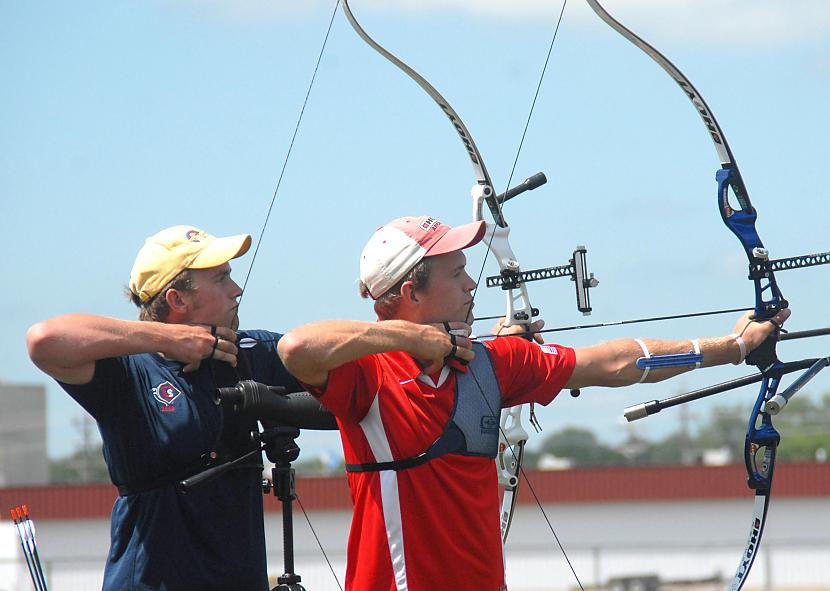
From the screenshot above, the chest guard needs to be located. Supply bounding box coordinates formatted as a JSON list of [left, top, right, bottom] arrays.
[[346, 341, 502, 473]]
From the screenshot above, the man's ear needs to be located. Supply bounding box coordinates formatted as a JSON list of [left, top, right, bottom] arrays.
[[164, 288, 189, 314], [399, 280, 419, 305]]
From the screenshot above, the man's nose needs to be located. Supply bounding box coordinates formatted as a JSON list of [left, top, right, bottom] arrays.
[[465, 274, 477, 291]]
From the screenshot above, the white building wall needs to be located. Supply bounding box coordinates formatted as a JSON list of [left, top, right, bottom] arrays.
[[502, 497, 830, 591], [2, 497, 828, 591], [0, 384, 48, 487]]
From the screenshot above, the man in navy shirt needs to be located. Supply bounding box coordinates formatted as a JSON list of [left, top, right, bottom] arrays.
[[27, 225, 300, 591]]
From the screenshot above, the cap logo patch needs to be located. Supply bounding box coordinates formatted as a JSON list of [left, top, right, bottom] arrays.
[[185, 229, 206, 242], [419, 217, 440, 232], [153, 381, 182, 412]]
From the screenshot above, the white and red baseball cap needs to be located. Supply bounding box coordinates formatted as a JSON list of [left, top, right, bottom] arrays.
[[360, 215, 486, 299]]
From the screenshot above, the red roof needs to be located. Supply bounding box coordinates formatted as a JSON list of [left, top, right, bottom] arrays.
[[1, 463, 827, 521]]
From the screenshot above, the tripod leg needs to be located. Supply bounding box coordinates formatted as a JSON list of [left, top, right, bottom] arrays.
[[271, 463, 306, 591]]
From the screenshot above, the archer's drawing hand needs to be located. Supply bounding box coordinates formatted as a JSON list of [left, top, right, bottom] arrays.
[[162, 325, 238, 373], [416, 322, 474, 374], [491, 317, 545, 344]]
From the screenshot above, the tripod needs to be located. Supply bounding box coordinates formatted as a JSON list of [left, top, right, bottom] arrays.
[[182, 381, 338, 589], [260, 425, 306, 591]]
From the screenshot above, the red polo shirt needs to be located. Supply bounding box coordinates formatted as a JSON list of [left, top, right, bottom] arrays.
[[312, 337, 575, 591]]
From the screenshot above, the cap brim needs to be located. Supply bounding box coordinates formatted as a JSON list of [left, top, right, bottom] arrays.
[[425, 220, 486, 257], [189, 234, 252, 269]]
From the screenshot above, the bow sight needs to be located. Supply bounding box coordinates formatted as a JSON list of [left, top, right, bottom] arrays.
[[477, 171, 600, 320]]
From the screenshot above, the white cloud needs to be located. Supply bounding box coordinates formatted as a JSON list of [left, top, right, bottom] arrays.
[[568, 0, 830, 49], [390, 0, 830, 49], [164, 0, 830, 49]]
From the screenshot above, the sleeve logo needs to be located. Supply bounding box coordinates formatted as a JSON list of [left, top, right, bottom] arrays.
[[152, 381, 182, 412], [537, 343, 559, 355]]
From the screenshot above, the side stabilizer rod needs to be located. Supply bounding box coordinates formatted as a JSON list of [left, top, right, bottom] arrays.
[[623, 357, 829, 421], [765, 357, 830, 415]]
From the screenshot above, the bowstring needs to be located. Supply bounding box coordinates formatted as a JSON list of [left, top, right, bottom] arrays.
[[232, 2, 345, 588], [465, 365, 586, 591], [470, 0, 570, 294], [238, 0, 342, 307], [463, 1, 586, 589], [296, 494, 344, 589]]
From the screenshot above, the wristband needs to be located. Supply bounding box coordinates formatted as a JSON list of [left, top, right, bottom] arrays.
[[634, 338, 651, 383], [729, 333, 747, 365], [690, 338, 701, 369]]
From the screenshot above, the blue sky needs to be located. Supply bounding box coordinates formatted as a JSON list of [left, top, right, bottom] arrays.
[[2, 0, 829, 461]]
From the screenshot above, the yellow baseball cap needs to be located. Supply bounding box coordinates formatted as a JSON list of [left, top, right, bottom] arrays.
[[129, 225, 252, 303]]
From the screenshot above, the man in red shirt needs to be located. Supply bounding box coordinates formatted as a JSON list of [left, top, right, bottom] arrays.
[[277, 215, 788, 591]]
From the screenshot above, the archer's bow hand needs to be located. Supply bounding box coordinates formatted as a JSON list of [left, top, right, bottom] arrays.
[[491, 318, 546, 344], [733, 309, 791, 364]]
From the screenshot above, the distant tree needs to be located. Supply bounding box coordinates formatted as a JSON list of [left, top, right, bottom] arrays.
[[692, 403, 747, 461], [640, 433, 688, 465], [525, 390, 829, 469], [769, 393, 830, 462], [617, 432, 652, 465], [49, 416, 110, 483], [49, 445, 109, 483], [534, 426, 627, 467], [777, 433, 830, 462], [688, 391, 830, 464], [293, 453, 346, 476]]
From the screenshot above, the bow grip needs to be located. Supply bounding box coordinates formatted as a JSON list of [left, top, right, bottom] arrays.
[[497, 405, 528, 488], [744, 422, 779, 492], [743, 333, 778, 370]]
